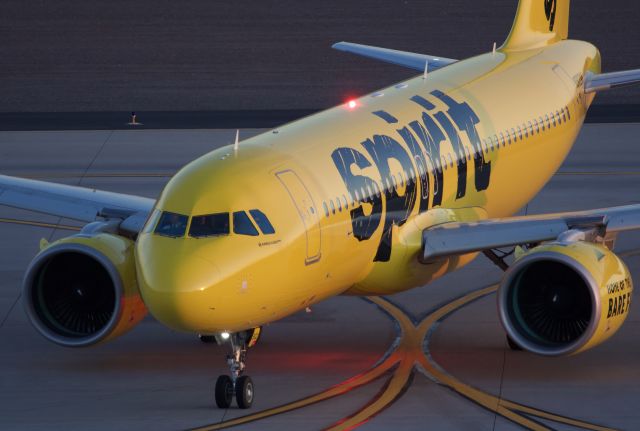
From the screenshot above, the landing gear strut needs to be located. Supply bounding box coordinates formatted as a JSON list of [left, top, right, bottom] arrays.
[[214, 328, 261, 409]]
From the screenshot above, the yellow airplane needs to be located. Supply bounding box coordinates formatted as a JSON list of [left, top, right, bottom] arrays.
[[3, 0, 640, 409]]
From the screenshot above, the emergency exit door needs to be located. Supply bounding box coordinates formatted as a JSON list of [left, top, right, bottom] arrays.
[[276, 170, 321, 264]]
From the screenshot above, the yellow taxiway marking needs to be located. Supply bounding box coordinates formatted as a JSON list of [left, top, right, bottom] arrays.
[[0, 218, 81, 232], [16, 172, 173, 179], [193, 282, 617, 431], [0, 216, 624, 430]]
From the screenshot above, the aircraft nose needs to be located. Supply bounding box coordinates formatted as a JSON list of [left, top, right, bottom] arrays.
[[135, 236, 220, 332]]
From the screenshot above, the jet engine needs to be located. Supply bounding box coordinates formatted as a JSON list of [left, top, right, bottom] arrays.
[[23, 233, 147, 347], [498, 240, 632, 356]]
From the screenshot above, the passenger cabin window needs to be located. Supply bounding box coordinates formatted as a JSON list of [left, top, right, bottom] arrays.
[[323, 202, 329, 217], [233, 211, 259, 236], [249, 209, 275, 234], [189, 213, 229, 238], [155, 211, 189, 238]]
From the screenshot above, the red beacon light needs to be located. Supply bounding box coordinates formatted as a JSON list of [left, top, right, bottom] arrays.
[[346, 99, 358, 110]]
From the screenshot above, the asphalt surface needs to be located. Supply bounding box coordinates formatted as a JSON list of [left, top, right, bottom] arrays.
[[1, 0, 640, 112], [1, 124, 640, 430]]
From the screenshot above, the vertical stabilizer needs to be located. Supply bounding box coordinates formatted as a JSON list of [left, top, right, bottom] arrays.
[[501, 0, 570, 51]]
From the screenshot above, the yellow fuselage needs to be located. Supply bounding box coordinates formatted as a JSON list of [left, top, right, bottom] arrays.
[[136, 40, 600, 334]]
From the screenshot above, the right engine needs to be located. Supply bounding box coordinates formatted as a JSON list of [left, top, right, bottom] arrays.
[[22, 233, 147, 347], [497, 240, 633, 356]]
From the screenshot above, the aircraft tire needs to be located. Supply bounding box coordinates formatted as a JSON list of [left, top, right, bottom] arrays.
[[235, 375, 254, 409], [215, 375, 233, 408]]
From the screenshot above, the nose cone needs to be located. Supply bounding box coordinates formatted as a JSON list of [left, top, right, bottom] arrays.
[[136, 234, 220, 332]]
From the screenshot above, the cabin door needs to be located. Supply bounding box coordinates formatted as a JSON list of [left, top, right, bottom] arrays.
[[275, 170, 322, 265]]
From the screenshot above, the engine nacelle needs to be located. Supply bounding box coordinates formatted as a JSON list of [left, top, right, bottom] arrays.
[[498, 241, 632, 356], [23, 233, 147, 347]]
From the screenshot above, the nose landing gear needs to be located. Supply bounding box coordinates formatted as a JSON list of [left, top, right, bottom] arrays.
[[214, 328, 261, 409]]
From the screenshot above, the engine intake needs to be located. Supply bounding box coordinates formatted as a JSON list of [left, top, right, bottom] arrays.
[[23, 234, 146, 347], [498, 241, 632, 356]]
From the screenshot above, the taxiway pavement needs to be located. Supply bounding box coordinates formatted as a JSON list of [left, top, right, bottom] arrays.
[[1, 124, 639, 430]]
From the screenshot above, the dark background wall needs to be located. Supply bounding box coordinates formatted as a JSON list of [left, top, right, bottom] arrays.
[[1, 0, 639, 113]]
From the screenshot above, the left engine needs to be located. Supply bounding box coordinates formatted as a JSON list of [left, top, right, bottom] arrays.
[[497, 240, 633, 356], [22, 233, 147, 347]]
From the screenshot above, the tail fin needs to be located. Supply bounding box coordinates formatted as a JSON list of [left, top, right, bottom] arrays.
[[501, 0, 570, 51]]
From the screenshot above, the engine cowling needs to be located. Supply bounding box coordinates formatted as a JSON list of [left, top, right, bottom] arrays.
[[498, 241, 632, 356], [23, 233, 147, 347]]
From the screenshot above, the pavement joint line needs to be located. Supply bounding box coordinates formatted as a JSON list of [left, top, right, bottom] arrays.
[[0, 292, 21, 332], [492, 337, 509, 431], [191, 283, 619, 431], [0, 218, 80, 231], [2, 216, 636, 430], [41, 130, 115, 240], [79, 130, 114, 187]]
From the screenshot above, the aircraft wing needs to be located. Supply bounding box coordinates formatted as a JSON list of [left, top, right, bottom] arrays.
[[332, 42, 457, 72], [0, 175, 155, 233], [422, 204, 640, 261], [585, 69, 640, 93]]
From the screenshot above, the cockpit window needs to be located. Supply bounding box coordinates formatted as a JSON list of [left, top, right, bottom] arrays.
[[233, 211, 259, 236], [189, 213, 230, 238], [154, 211, 188, 238], [249, 209, 275, 234]]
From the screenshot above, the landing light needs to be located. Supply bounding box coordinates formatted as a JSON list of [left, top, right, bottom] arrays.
[[221, 331, 230, 340]]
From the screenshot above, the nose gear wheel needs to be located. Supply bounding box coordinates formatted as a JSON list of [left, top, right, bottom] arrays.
[[213, 328, 259, 409]]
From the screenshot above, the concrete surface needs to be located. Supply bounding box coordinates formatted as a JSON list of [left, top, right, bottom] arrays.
[[0, 123, 639, 430]]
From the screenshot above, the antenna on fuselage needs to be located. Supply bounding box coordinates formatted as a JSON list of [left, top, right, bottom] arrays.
[[492, 42, 497, 56], [234, 129, 240, 156], [422, 59, 429, 80]]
